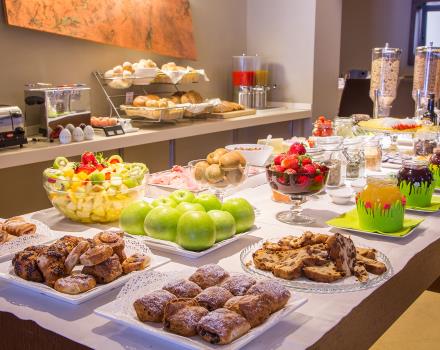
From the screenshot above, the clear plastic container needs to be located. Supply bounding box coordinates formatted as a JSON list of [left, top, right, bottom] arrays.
[[232, 54, 259, 87], [369, 43, 402, 118], [412, 43, 440, 116]]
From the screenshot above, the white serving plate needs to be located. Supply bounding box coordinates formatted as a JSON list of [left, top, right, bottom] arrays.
[[94, 270, 307, 350], [0, 238, 170, 304], [135, 225, 260, 259], [0, 218, 57, 262]]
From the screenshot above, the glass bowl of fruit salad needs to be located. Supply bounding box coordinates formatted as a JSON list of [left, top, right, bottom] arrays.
[[43, 152, 148, 223], [266, 142, 329, 225]]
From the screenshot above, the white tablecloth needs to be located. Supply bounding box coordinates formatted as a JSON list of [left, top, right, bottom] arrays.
[[0, 175, 438, 350]]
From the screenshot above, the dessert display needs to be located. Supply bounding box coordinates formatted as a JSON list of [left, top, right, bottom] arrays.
[[188, 148, 248, 198], [43, 152, 148, 223], [132, 264, 291, 345], [397, 159, 434, 207], [11, 231, 151, 295], [134, 190, 255, 251], [266, 142, 329, 224], [356, 176, 405, 232], [312, 116, 333, 137], [358, 117, 421, 132], [250, 231, 387, 284], [429, 148, 440, 188], [0, 217, 36, 244]]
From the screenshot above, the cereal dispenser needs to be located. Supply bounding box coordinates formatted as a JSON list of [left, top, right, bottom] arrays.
[[369, 43, 401, 118], [412, 42, 440, 118]]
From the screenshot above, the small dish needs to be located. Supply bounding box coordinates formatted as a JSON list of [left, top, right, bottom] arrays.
[[327, 187, 353, 204], [350, 178, 366, 193]]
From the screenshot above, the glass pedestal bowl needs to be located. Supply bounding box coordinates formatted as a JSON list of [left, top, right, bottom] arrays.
[[266, 165, 329, 225], [188, 159, 249, 201]]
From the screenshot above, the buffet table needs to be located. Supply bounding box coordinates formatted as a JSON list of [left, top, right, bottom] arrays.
[[0, 104, 310, 169], [1, 173, 440, 350]]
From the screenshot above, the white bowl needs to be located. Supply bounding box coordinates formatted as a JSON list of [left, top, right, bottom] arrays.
[[327, 187, 353, 205], [350, 178, 367, 193], [225, 144, 273, 166]]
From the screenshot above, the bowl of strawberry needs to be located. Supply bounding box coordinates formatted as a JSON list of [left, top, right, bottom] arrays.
[[266, 142, 329, 225]]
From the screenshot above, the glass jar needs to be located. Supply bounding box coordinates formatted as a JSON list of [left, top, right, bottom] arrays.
[[397, 159, 434, 207], [334, 117, 354, 137], [364, 138, 382, 171], [312, 120, 333, 137], [414, 131, 438, 156], [316, 137, 345, 187], [343, 146, 365, 180]]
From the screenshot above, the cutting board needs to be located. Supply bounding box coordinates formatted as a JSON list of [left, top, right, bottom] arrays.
[[210, 108, 257, 119]]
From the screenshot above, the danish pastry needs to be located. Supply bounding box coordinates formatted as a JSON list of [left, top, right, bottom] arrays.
[[224, 294, 271, 327], [163, 299, 208, 337], [197, 308, 251, 344], [188, 264, 230, 289], [54, 273, 96, 295], [65, 240, 90, 274], [133, 290, 176, 322], [93, 231, 126, 262], [246, 280, 290, 313], [122, 254, 151, 274], [220, 274, 257, 296], [195, 286, 233, 311], [162, 278, 202, 298], [82, 254, 123, 284], [80, 244, 113, 266]]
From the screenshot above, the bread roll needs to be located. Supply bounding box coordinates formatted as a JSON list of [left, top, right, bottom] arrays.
[[133, 96, 148, 107], [145, 94, 160, 101]]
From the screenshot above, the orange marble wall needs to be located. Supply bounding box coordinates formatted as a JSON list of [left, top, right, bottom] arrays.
[[3, 0, 196, 59]]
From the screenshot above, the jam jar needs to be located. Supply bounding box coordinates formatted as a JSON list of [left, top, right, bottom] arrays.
[[397, 159, 434, 207], [429, 147, 440, 188]]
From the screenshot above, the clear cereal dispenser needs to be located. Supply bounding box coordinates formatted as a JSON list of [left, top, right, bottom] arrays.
[[369, 43, 401, 118], [412, 42, 440, 118]]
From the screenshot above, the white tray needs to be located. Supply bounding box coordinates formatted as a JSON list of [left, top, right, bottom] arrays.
[[134, 225, 260, 259], [0, 218, 57, 262], [0, 238, 170, 304], [94, 270, 307, 350]]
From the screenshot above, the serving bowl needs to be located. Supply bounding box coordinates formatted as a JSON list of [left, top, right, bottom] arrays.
[[225, 144, 273, 166], [43, 171, 147, 223]]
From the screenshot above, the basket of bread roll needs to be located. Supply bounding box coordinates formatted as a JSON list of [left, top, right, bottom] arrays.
[[103, 59, 159, 88], [154, 62, 210, 85], [170, 90, 214, 118], [121, 94, 184, 122]]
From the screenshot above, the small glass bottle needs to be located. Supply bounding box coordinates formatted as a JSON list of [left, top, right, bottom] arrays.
[[364, 139, 382, 172]]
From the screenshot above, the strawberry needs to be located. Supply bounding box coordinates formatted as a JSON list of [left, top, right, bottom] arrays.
[[314, 174, 323, 183], [285, 168, 297, 175], [301, 156, 312, 166], [273, 153, 287, 165], [81, 152, 98, 166], [296, 175, 309, 186], [277, 175, 287, 184], [271, 165, 285, 173], [303, 164, 316, 174], [75, 164, 95, 174], [288, 142, 307, 155], [281, 156, 299, 170], [318, 115, 326, 122]]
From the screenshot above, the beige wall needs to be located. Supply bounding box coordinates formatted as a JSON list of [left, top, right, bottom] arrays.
[[246, 0, 317, 104], [340, 0, 413, 76], [312, 0, 343, 119]]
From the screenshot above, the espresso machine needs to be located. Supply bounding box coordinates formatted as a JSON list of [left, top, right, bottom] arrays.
[[24, 83, 91, 137], [232, 54, 273, 109]]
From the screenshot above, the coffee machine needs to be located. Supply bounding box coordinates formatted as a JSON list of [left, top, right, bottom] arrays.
[[24, 83, 91, 137], [0, 105, 27, 148]]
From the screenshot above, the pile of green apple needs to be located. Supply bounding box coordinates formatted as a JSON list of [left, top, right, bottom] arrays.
[[119, 189, 255, 251]]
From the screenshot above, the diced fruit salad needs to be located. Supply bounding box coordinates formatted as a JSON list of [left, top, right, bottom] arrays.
[[43, 152, 148, 223], [268, 142, 328, 188]]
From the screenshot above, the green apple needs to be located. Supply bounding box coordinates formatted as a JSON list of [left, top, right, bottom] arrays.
[[176, 211, 216, 251], [151, 196, 177, 208], [169, 189, 195, 204], [176, 202, 206, 215], [208, 210, 236, 242], [119, 200, 152, 235], [144, 206, 181, 242], [193, 193, 222, 212], [222, 198, 255, 233]]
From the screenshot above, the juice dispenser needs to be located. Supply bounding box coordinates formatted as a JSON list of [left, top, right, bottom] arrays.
[[412, 42, 440, 118], [232, 54, 258, 106], [369, 43, 401, 118]]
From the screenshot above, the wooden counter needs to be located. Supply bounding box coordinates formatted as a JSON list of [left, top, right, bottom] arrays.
[[0, 104, 310, 169]]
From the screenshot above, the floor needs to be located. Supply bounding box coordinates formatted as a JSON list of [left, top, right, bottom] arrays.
[[371, 290, 440, 350]]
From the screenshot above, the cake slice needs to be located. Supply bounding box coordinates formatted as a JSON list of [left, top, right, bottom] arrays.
[[356, 254, 387, 275], [326, 233, 356, 276], [303, 263, 344, 283]]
